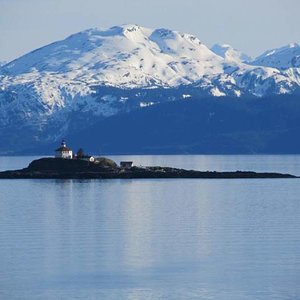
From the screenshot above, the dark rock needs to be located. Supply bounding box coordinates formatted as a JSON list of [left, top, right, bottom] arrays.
[[94, 157, 118, 168]]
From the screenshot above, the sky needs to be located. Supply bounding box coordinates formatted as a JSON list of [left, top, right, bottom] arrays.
[[0, 0, 299, 62]]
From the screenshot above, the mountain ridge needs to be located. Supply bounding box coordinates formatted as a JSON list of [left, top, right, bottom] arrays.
[[251, 43, 300, 70]]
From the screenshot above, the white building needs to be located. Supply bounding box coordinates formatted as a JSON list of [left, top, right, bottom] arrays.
[[55, 140, 73, 159], [79, 156, 95, 162]]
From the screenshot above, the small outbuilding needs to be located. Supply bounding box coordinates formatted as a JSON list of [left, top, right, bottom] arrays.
[[55, 140, 73, 159], [120, 161, 133, 168]]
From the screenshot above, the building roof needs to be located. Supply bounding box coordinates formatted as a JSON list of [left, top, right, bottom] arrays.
[[120, 161, 133, 166], [55, 146, 72, 152]]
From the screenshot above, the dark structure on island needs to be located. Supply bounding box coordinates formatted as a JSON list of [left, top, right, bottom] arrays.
[[120, 161, 133, 169]]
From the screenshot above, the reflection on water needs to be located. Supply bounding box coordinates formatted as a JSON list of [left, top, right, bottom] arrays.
[[0, 156, 300, 299]]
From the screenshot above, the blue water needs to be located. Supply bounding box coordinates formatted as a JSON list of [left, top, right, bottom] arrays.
[[0, 155, 300, 299]]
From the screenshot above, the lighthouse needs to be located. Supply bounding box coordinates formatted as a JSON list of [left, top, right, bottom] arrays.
[[55, 140, 73, 159]]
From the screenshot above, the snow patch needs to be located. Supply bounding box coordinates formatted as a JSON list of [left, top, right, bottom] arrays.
[[182, 94, 191, 99], [140, 101, 154, 107], [211, 87, 226, 97]]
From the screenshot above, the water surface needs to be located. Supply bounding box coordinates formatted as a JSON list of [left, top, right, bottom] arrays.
[[0, 155, 300, 299]]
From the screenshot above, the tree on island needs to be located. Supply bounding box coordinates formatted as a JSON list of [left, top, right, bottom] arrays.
[[76, 148, 85, 158]]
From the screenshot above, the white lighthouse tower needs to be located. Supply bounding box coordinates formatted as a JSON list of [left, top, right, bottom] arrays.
[[55, 140, 73, 159]]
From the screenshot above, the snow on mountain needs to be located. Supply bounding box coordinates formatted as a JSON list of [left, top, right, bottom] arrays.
[[251, 43, 300, 70], [229, 65, 300, 97], [211, 44, 252, 63], [2, 25, 224, 87], [0, 24, 300, 149]]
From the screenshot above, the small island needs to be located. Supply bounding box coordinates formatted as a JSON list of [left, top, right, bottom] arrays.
[[0, 141, 297, 180]]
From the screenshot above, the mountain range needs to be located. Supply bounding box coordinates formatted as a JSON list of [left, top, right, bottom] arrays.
[[0, 24, 300, 154]]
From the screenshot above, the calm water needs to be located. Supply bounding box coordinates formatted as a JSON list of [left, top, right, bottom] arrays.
[[0, 155, 300, 299]]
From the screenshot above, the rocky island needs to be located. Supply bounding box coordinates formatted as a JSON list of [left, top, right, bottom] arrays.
[[0, 141, 296, 180], [0, 157, 297, 180]]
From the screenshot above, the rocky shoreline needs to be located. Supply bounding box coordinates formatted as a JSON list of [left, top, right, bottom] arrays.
[[0, 158, 297, 180]]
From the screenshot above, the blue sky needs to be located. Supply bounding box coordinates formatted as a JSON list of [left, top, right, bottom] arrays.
[[0, 0, 299, 62]]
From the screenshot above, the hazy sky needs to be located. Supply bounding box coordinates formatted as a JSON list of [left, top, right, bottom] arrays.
[[0, 0, 299, 62]]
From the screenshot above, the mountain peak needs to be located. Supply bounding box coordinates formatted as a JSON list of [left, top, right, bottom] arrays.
[[79, 25, 203, 47], [211, 44, 251, 63], [287, 43, 299, 48], [68, 24, 145, 39], [109, 24, 145, 36]]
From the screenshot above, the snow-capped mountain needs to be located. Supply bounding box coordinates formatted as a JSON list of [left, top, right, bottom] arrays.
[[252, 43, 300, 70], [0, 61, 6, 67], [211, 44, 252, 63], [0, 24, 300, 152]]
